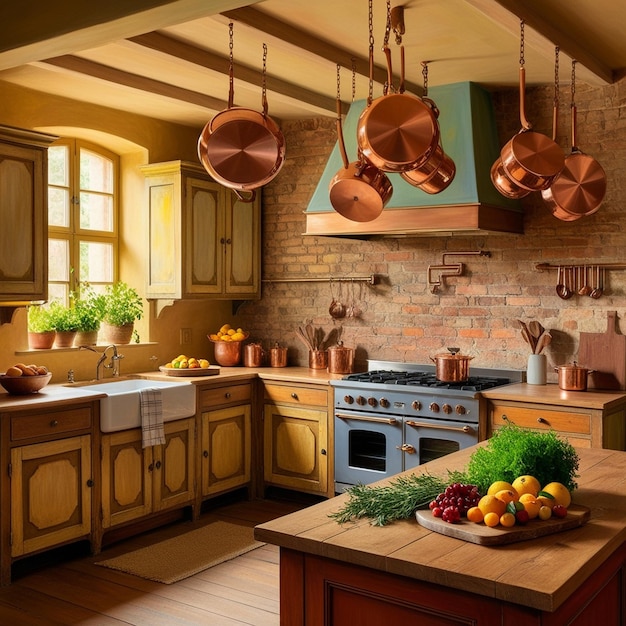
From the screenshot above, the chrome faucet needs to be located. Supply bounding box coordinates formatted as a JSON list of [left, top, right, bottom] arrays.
[[79, 345, 124, 380]]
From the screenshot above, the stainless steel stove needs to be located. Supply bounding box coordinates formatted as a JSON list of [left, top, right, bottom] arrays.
[[331, 360, 523, 492]]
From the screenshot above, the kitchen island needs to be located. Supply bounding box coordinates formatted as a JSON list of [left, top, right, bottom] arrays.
[[255, 445, 626, 625]]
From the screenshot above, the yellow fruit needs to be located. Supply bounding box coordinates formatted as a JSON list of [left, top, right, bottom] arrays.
[[540, 482, 572, 508], [219, 324, 231, 334], [164, 363, 173, 369], [512, 475, 541, 497], [487, 481, 517, 497], [484, 512, 500, 527], [519, 493, 541, 519], [179, 359, 188, 369], [177, 354, 187, 361], [209, 334, 220, 341], [500, 512, 516, 527], [538, 505, 553, 521], [494, 489, 518, 504], [231, 332, 245, 341], [478, 494, 506, 518], [198, 359, 210, 368], [466, 506, 484, 523], [227, 328, 236, 335]]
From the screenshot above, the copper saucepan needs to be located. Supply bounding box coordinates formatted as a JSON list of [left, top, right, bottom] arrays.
[[430, 347, 474, 382], [357, 44, 439, 173], [198, 34, 285, 202], [555, 362, 593, 391]]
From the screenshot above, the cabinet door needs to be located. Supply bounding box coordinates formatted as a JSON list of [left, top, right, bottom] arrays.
[[11, 435, 92, 557], [264, 403, 328, 494], [0, 128, 53, 301], [101, 429, 152, 528], [153, 418, 196, 511], [201, 405, 251, 496]]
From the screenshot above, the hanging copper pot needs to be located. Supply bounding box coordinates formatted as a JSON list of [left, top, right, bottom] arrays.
[[490, 157, 531, 199], [197, 29, 285, 202]]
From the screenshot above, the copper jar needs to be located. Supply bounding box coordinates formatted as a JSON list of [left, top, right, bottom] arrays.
[[328, 342, 354, 374], [269, 343, 287, 368]]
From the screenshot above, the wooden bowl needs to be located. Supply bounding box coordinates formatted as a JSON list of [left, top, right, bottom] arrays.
[[0, 372, 52, 395]]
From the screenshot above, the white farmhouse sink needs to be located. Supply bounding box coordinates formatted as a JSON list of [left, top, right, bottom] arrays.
[[78, 379, 196, 432]]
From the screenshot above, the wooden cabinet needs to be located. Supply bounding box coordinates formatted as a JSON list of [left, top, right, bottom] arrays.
[[198, 382, 253, 498], [0, 125, 57, 302], [100, 417, 195, 529], [0, 401, 96, 585], [142, 160, 261, 300], [263, 382, 332, 497]]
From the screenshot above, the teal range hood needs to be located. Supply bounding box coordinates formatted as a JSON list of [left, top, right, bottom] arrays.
[[305, 82, 523, 237]]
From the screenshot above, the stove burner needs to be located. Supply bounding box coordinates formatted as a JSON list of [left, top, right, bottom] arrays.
[[342, 370, 511, 392]]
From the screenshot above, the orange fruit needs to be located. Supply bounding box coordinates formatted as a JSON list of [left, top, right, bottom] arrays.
[[512, 475, 541, 497], [539, 482, 572, 508], [484, 512, 500, 527], [487, 481, 517, 497], [519, 493, 541, 519], [494, 489, 518, 504], [478, 494, 506, 518], [466, 506, 484, 523], [500, 512, 516, 528]]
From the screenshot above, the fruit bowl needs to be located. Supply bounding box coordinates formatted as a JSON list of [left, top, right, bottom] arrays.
[[0, 372, 53, 395], [208, 335, 249, 366]]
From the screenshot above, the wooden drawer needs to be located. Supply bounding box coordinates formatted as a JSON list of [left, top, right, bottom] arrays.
[[199, 383, 252, 408], [11, 407, 92, 442], [264, 383, 328, 407], [490, 404, 591, 435]]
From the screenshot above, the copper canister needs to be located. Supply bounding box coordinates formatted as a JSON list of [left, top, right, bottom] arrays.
[[243, 343, 265, 367], [270, 342, 288, 367], [328, 341, 354, 374], [309, 349, 328, 370]]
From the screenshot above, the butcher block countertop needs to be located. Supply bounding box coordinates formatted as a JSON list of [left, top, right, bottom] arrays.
[[255, 445, 626, 613], [481, 382, 626, 410]]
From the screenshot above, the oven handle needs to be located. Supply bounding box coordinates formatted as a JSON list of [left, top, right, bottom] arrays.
[[405, 420, 474, 434], [336, 413, 398, 425]]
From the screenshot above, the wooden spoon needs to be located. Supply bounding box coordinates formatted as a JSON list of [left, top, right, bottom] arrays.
[[529, 321, 543, 343]]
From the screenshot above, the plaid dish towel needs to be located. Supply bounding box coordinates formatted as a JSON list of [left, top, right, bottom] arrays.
[[140, 387, 165, 448]]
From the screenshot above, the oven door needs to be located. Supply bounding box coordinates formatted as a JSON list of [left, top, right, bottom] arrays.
[[403, 417, 479, 470], [334, 409, 403, 491]]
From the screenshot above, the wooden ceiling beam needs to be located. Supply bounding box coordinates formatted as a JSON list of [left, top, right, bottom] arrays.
[[220, 6, 424, 96], [128, 31, 342, 115], [464, 0, 613, 85]]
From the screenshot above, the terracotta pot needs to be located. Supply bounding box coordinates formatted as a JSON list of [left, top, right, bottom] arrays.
[[430, 348, 473, 382], [54, 330, 77, 348], [28, 331, 56, 350]]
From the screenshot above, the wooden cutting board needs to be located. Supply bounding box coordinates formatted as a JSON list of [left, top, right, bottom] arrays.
[[415, 504, 590, 546], [578, 311, 626, 390]]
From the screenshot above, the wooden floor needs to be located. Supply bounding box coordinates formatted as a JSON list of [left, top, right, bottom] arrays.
[[0, 492, 317, 625]]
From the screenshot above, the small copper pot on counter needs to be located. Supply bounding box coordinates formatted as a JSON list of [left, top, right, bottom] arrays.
[[430, 348, 474, 382], [328, 341, 354, 374], [243, 342, 265, 367], [555, 362, 594, 391], [269, 342, 288, 368]]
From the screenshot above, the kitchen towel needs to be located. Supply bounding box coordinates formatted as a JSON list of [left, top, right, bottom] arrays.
[[140, 387, 165, 447]]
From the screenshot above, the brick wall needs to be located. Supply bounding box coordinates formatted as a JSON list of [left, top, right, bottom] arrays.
[[236, 76, 626, 378]]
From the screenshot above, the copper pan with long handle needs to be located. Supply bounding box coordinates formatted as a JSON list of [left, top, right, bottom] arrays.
[[197, 31, 285, 202], [542, 60, 607, 219]]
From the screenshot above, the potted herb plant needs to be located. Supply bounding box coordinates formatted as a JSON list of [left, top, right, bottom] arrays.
[[100, 281, 144, 345], [47, 301, 80, 348], [71, 284, 106, 346], [27, 305, 56, 349]]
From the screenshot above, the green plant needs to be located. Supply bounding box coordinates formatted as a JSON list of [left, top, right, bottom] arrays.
[[71, 283, 106, 332], [103, 281, 143, 327], [27, 305, 55, 333], [46, 301, 79, 332]]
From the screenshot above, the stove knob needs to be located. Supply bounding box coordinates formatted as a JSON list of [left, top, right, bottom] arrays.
[[367, 397, 378, 407], [411, 400, 421, 411], [455, 404, 467, 415], [442, 404, 452, 414], [429, 402, 440, 413], [356, 396, 367, 406], [379, 397, 390, 408], [343, 395, 354, 404]]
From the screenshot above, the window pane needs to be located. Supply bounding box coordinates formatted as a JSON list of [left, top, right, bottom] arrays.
[[80, 149, 113, 193], [48, 146, 69, 187], [48, 187, 70, 228], [79, 191, 114, 231], [48, 145, 70, 228], [47, 283, 68, 305], [48, 238, 70, 282], [79, 240, 114, 283]]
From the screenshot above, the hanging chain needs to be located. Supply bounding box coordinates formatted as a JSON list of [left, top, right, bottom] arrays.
[[228, 22, 234, 90], [261, 43, 268, 112], [351, 58, 356, 102], [368, 0, 374, 103], [571, 59, 577, 107], [336, 63, 341, 101], [383, 0, 392, 49], [553, 46, 559, 108], [519, 19, 525, 67], [422, 61, 429, 96]]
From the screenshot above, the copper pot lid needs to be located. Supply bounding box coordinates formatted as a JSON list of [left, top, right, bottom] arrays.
[[555, 361, 590, 371], [433, 348, 473, 360], [504, 131, 565, 178]]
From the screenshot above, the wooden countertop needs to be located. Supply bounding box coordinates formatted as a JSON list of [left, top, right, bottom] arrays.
[[0, 384, 105, 412], [255, 445, 626, 612], [481, 382, 626, 410]]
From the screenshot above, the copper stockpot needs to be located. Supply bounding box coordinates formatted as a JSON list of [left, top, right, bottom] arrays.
[[555, 362, 593, 391], [328, 341, 354, 374], [430, 348, 474, 382]]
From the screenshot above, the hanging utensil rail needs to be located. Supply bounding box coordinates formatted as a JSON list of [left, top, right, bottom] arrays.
[[262, 274, 381, 285], [536, 263, 626, 271]]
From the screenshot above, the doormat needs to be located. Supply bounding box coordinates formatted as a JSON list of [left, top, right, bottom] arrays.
[[96, 520, 265, 584]]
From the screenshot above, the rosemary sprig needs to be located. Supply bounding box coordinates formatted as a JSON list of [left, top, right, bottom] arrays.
[[330, 471, 467, 526]]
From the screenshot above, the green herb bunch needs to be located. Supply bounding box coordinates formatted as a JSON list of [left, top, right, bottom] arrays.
[[465, 422, 579, 493]]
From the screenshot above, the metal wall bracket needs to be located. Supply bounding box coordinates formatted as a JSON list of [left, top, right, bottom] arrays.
[[428, 251, 491, 293]]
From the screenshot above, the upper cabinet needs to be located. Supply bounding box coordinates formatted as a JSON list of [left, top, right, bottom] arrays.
[[142, 161, 261, 301], [0, 125, 57, 303]]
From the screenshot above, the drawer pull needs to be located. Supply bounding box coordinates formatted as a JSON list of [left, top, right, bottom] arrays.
[[224, 392, 231, 399], [537, 417, 548, 424], [86, 479, 94, 488], [501, 414, 510, 422], [203, 450, 209, 458], [321, 449, 327, 455], [50, 419, 59, 427], [291, 392, 298, 400]]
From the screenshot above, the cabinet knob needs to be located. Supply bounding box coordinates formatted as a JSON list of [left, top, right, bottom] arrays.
[[321, 449, 327, 455], [225, 392, 231, 399], [50, 419, 58, 427], [291, 392, 298, 400], [155, 460, 162, 470], [501, 414, 510, 422], [148, 462, 154, 472], [86, 479, 94, 488], [203, 450, 209, 458], [220, 237, 226, 244], [226, 238, 232, 244]]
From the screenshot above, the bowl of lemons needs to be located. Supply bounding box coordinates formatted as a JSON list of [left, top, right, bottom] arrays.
[[208, 324, 249, 366]]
